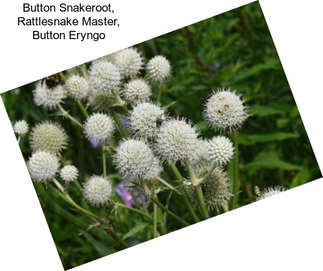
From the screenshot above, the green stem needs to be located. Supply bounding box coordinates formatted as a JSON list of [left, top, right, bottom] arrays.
[[102, 144, 107, 177], [116, 202, 152, 220], [157, 83, 162, 102], [157, 177, 181, 195], [77, 100, 89, 118], [151, 197, 189, 227], [231, 131, 240, 210], [185, 161, 201, 186], [59, 72, 67, 83], [153, 202, 158, 237], [57, 104, 83, 128], [17, 136, 21, 144], [110, 109, 129, 138], [169, 162, 200, 223], [196, 185, 209, 219], [201, 164, 217, 183]]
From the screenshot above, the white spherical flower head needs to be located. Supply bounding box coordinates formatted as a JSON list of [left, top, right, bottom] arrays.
[[143, 157, 162, 181], [114, 139, 159, 182], [146, 55, 171, 82], [89, 61, 121, 94], [28, 151, 59, 182], [207, 136, 234, 167], [84, 113, 115, 143], [60, 165, 78, 183], [83, 175, 113, 207], [129, 102, 165, 138], [155, 119, 199, 164], [33, 83, 65, 110], [257, 186, 287, 201], [204, 89, 248, 131], [114, 48, 143, 78], [64, 75, 90, 100], [30, 121, 68, 155], [122, 79, 152, 104], [13, 120, 29, 136]]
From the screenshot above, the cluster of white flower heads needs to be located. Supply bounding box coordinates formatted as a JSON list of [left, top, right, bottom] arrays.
[[129, 102, 165, 139], [33, 83, 65, 110], [64, 75, 90, 100], [204, 89, 248, 131], [146, 55, 171, 82], [114, 48, 143, 78], [207, 136, 234, 167], [155, 119, 199, 164], [83, 175, 113, 207], [13, 120, 29, 136], [257, 186, 287, 200], [189, 165, 232, 211], [89, 61, 121, 94], [114, 139, 162, 183], [84, 113, 115, 143], [60, 165, 79, 183], [122, 79, 152, 104], [30, 121, 68, 155], [28, 151, 59, 182]]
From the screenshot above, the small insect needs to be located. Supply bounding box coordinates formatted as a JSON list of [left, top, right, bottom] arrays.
[[200, 92, 210, 108], [41, 73, 60, 89], [156, 118, 164, 128], [254, 186, 261, 197]]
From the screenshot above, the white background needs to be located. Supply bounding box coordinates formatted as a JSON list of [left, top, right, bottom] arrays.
[[0, 0, 322, 270]]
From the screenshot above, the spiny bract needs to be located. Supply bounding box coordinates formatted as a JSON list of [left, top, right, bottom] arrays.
[[129, 102, 165, 139], [30, 121, 68, 155], [83, 175, 113, 207], [27, 151, 59, 182], [204, 89, 248, 131], [84, 113, 115, 143], [155, 118, 199, 164]]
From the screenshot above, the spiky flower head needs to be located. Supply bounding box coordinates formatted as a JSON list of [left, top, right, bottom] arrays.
[[204, 89, 248, 131], [207, 136, 234, 167], [30, 121, 67, 155], [84, 113, 115, 143], [64, 75, 90, 100], [129, 102, 165, 139], [13, 120, 29, 136], [27, 151, 59, 182], [33, 83, 65, 110], [146, 55, 171, 82], [257, 186, 287, 201], [188, 165, 232, 211], [89, 61, 121, 94], [83, 175, 113, 207], [192, 139, 210, 167], [114, 139, 161, 183], [155, 118, 199, 164], [122, 79, 152, 104], [114, 48, 143, 78], [60, 165, 78, 183]]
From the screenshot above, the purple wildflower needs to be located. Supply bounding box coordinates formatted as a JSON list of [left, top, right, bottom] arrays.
[[120, 118, 129, 128], [115, 182, 145, 207], [90, 137, 101, 148]]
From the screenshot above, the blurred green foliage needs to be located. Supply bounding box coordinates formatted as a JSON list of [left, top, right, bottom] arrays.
[[1, 2, 321, 269]]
